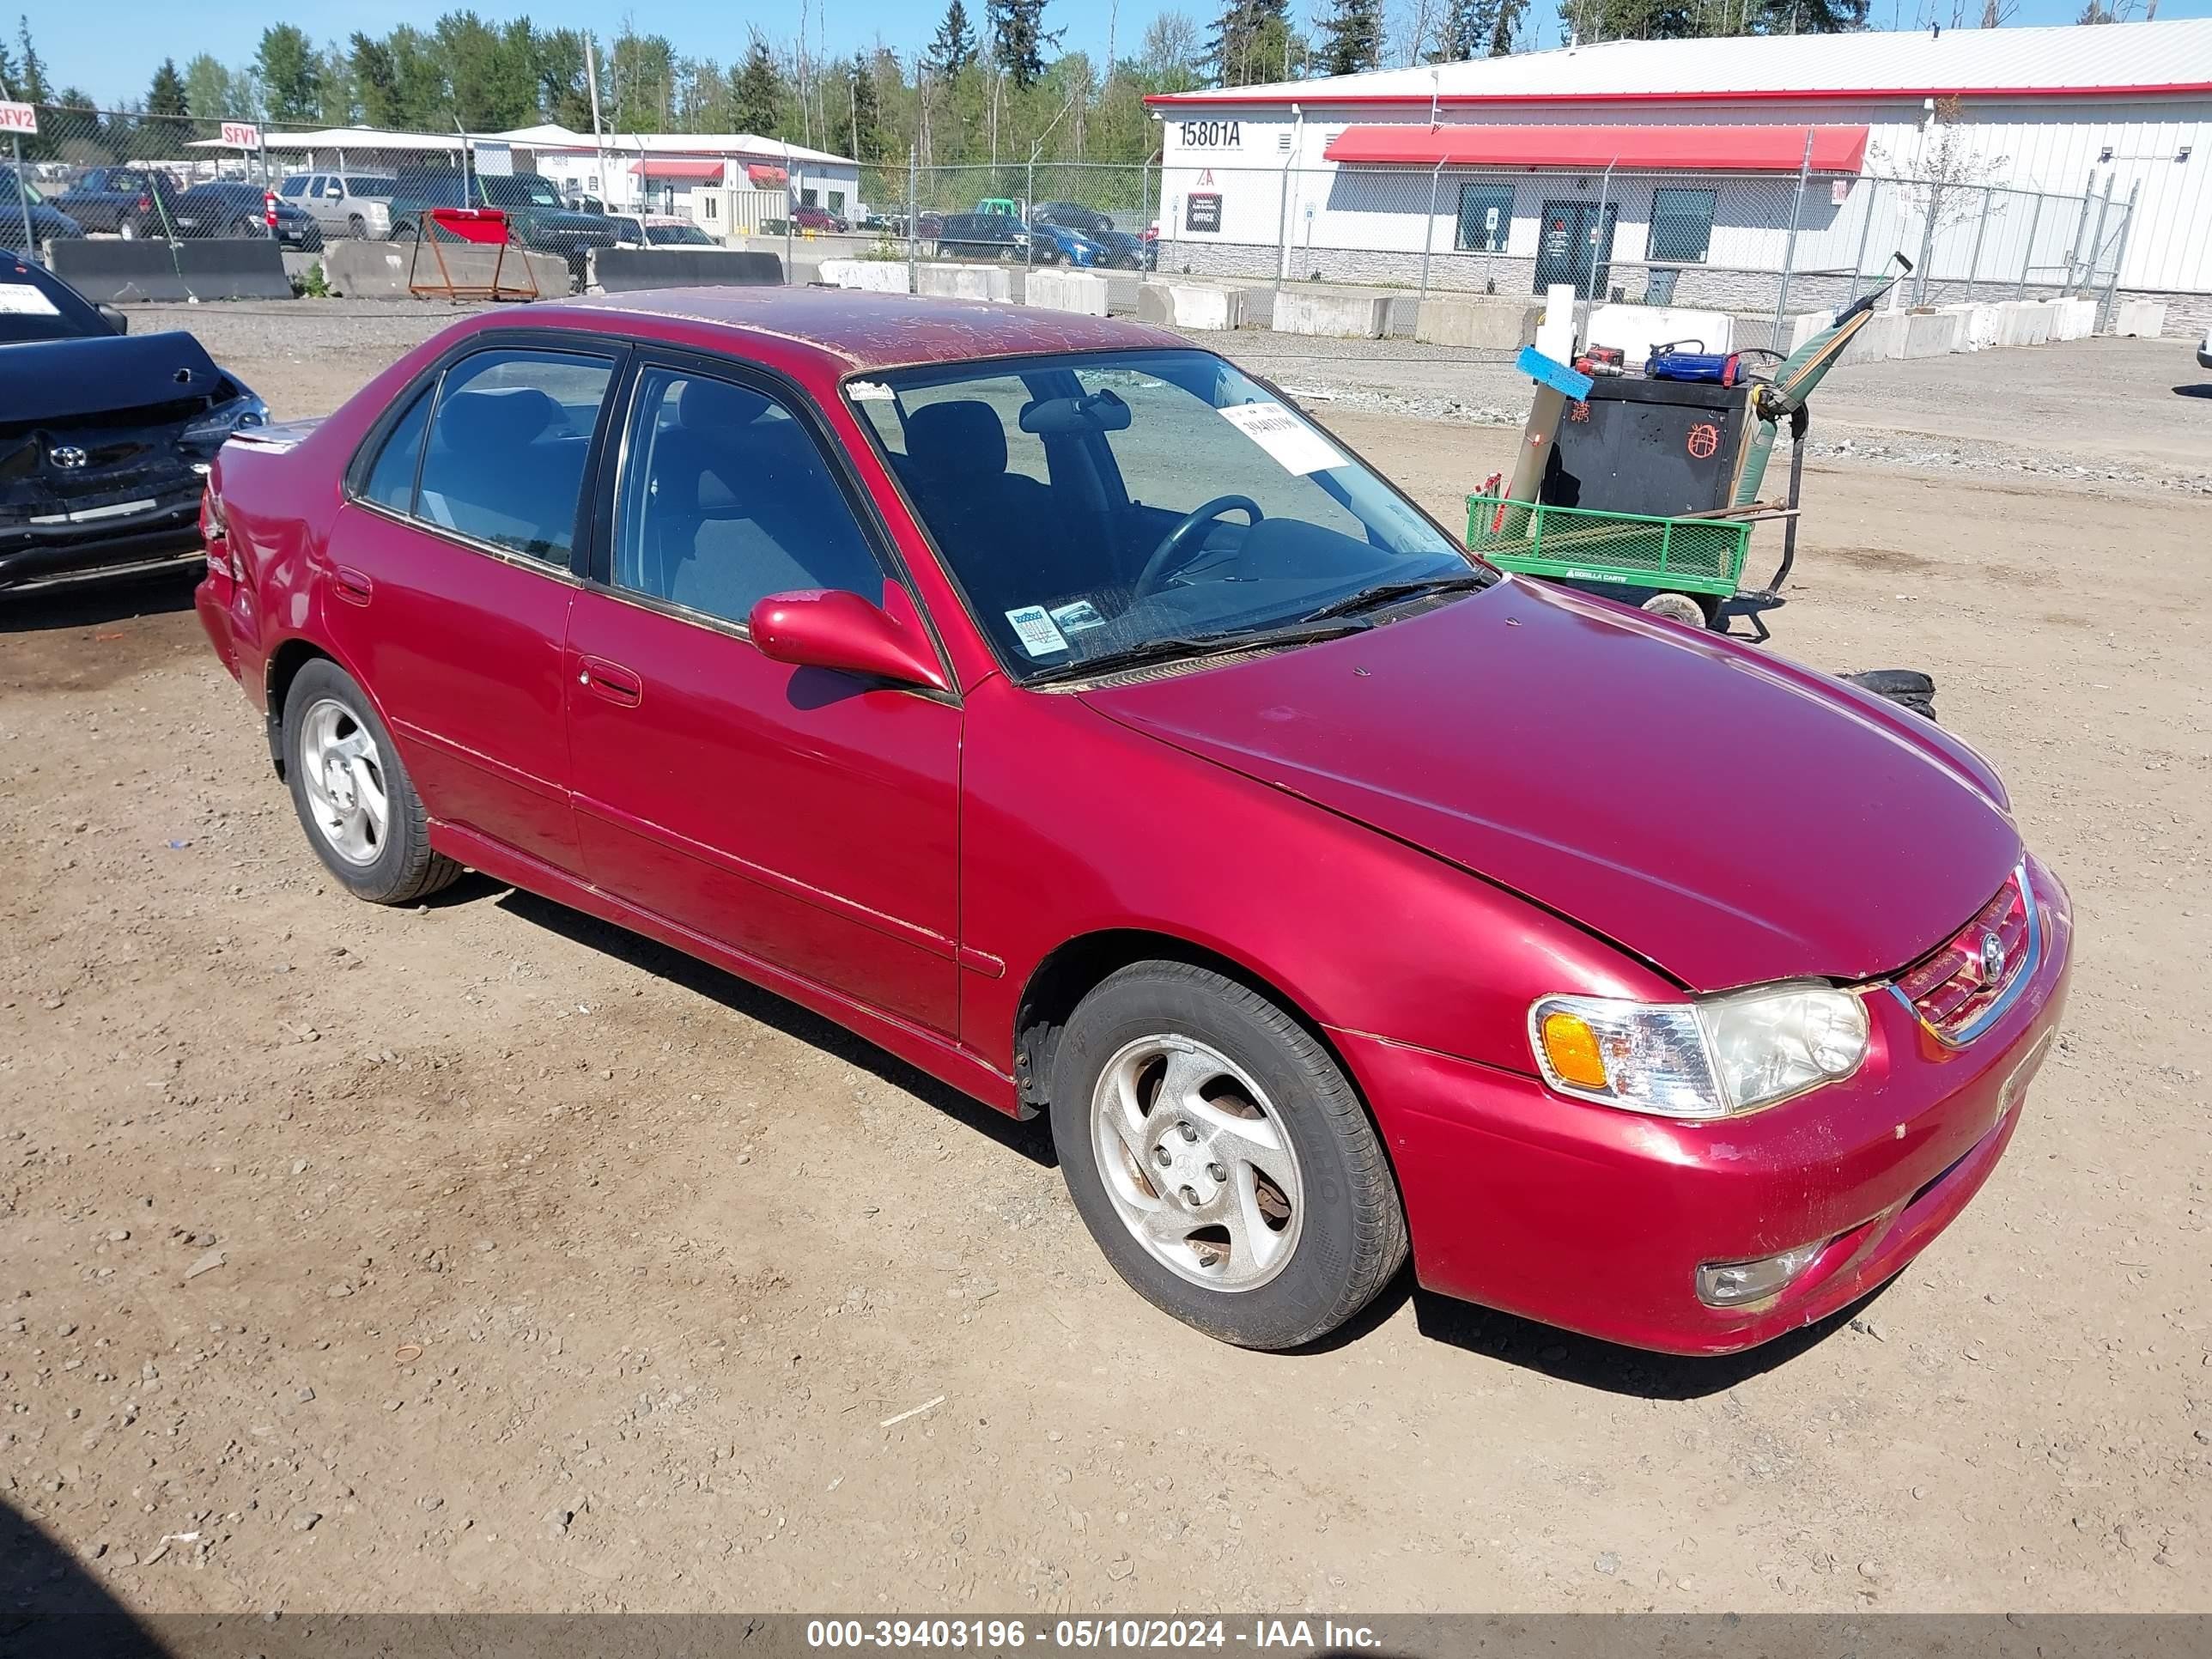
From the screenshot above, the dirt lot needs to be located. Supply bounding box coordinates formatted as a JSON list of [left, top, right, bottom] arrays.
[[3, 308, 2208, 1621]]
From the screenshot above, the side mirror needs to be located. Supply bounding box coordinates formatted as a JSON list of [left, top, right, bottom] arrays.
[[97, 303, 128, 335], [748, 589, 947, 692]]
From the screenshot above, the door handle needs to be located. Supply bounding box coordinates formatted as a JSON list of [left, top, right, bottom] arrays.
[[331, 566, 373, 605], [577, 655, 642, 708]]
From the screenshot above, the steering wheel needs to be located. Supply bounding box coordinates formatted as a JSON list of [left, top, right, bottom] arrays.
[[1133, 496, 1264, 598]]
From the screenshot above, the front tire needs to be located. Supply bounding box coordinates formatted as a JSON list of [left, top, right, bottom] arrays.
[[281, 659, 461, 904], [1048, 962, 1407, 1350]]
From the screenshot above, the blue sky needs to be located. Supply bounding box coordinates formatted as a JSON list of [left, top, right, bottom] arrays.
[[27, 0, 2212, 111]]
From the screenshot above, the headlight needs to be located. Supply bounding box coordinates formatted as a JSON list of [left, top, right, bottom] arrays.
[[1530, 982, 1869, 1120], [180, 396, 269, 447]]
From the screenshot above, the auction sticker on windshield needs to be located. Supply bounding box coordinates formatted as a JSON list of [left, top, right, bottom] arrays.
[[0, 284, 61, 316], [1218, 401, 1346, 476], [1005, 605, 1070, 657]]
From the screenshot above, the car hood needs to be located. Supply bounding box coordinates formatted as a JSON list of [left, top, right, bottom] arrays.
[[0, 331, 234, 424], [1079, 578, 2021, 991]]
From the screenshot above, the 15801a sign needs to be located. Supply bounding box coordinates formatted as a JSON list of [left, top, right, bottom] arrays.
[[1178, 119, 1242, 149]]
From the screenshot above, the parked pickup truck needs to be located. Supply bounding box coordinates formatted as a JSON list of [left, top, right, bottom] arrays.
[[386, 170, 617, 279]]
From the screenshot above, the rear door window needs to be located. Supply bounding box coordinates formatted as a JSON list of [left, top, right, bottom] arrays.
[[410, 349, 616, 563]]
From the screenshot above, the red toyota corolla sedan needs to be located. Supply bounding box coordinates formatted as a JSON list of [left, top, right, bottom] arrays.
[[193, 289, 2071, 1355]]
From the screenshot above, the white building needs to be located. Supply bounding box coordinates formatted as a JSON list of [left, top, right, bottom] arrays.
[[496, 125, 861, 223], [1146, 20, 2212, 327]]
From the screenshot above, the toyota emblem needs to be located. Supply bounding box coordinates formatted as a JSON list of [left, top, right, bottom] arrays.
[[50, 445, 88, 470], [1977, 930, 2007, 986]]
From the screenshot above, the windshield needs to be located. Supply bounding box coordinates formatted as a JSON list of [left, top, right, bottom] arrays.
[[848, 349, 1480, 680], [0, 255, 107, 345], [479, 174, 564, 209], [647, 222, 712, 245]]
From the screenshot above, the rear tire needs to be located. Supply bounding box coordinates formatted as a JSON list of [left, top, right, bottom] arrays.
[[1639, 591, 1710, 628], [281, 659, 461, 905], [1048, 962, 1407, 1350]]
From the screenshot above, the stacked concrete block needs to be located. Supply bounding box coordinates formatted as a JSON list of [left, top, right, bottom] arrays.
[[1023, 269, 1110, 317], [817, 258, 911, 293], [2110, 298, 2168, 337], [1273, 289, 1392, 338], [1135, 282, 1248, 331]]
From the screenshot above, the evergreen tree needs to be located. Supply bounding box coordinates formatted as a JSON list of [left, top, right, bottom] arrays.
[[926, 0, 979, 75], [1315, 0, 1384, 75], [1490, 0, 1526, 53], [987, 0, 1061, 89], [1428, 0, 1498, 59], [13, 16, 46, 103], [255, 24, 322, 123], [843, 50, 884, 161], [144, 58, 192, 145], [1206, 0, 1294, 87], [731, 31, 787, 136]]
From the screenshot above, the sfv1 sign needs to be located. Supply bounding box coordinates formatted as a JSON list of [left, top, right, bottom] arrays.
[[221, 121, 260, 149]]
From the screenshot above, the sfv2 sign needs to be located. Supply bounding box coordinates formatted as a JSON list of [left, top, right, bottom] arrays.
[[0, 101, 37, 135]]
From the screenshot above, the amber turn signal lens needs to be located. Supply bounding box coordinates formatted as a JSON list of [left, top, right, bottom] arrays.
[[1539, 1011, 1609, 1091]]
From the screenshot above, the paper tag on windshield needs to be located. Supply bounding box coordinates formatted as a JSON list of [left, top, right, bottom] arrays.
[[0, 284, 62, 316], [1048, 599, 1107, 635], [1004, 605, 1068, 657], [1217, 401, 1346, 476]]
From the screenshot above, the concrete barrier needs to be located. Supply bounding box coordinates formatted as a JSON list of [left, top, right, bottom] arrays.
[[1786, 310, 1832, 353], [1023, 268, 1109, 316], [324, 239, 570, 299], [816, 258, 911, 293], [1938, 302, 1999, 351], [1995, 301, 2052, 347], [1902, 310, 1966, 358], [2111, 298, 2168, 337], [1584, 303, 1735, 364], [1842, 307, 1910, 363], [1272, 288, 1391, 338], [916, 262, 1012, 301], [1135, 281, 1246, 331], [48, 236, 295, 303], [2051, 297, 2100, 341], [588, 247, 783, 292], [1413, 295, 1534, 349]]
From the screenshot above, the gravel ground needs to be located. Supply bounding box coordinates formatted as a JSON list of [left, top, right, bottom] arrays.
[[3, 301, 2208, 1626]]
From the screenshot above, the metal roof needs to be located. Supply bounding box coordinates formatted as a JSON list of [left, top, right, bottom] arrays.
[[1149, 19, 2212, 107], [494, 124, 855, 167]]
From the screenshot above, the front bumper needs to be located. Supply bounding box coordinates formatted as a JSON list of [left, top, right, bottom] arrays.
[[1340, 855, 2074, 1355], [0, 496, 204, 587]]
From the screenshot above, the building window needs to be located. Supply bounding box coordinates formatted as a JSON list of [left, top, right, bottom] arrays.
[[801, 186, 818, 207], [828, 190, 845, 215], [1455, 182, 1514, 253], [1649, 187, 1716, 264]]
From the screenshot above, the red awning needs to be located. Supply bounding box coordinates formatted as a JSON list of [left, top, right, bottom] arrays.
[[1323, 123, 1869, 173], [631, 157, 728, 182], [745, 163, 788, 188]]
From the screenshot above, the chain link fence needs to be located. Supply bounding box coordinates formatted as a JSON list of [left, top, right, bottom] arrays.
[[2, 104, 2145, 334]]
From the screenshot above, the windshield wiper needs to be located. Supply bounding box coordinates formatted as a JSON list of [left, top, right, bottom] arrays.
[[1302, 571, 1492, 623], [1027, 617, 1372, 684]]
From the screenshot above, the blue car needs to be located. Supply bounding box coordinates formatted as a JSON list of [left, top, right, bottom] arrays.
[[1027, 221, 1106, 268]]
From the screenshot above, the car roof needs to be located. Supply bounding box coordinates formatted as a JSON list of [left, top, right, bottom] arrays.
[[548, 286, 1185, 375]]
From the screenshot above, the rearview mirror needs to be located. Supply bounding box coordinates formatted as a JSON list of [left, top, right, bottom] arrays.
[[97, 303, 128, 335], [748, 589, 947, 692], [1019, 387, 1131, 435]]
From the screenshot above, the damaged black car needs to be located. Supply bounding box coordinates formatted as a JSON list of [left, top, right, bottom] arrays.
[[2, 253, 266, 590]]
